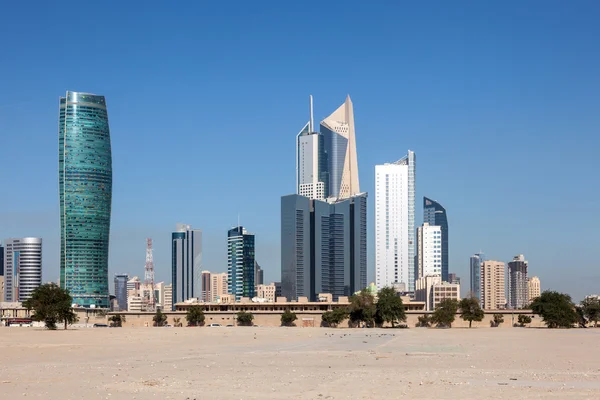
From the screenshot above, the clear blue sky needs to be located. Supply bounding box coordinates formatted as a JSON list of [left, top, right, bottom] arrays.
[[1, 1, 598, 300]]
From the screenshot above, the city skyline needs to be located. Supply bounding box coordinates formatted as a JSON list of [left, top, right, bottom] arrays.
[[1, 3, 599, 301]]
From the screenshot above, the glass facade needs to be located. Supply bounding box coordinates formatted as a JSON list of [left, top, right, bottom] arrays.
[[227, 226, 255, 300], [321, 125, 347, 199], [114, 274, 129, 311], [171, 225, 202, 308], [59, 91, 112, 308], [423, 196, 448, 282], [469, 253, 484, 301]]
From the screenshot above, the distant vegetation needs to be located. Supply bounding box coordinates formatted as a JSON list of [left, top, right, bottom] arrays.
[[237, 311, 254, 326], [186, 305, 205, 327], [23, 283, 78, 330], [280, 309, 297, 327]]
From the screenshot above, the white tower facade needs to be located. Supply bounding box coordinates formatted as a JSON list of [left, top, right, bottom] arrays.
[[416, 223, 442, 279]]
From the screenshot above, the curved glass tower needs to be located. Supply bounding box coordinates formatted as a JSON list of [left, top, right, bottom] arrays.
[[423, 197, 448, 282], [59, 91, 112, 308]]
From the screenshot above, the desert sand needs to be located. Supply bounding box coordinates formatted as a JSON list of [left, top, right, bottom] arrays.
[[0, 326, 599, 399]]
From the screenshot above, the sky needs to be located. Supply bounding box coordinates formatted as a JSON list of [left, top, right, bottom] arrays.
[[0, 1, 599, 301]]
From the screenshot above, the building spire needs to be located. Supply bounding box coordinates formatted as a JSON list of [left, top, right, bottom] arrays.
[[309, 95, 314, 132]]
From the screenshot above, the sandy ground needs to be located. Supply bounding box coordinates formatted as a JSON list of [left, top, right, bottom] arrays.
[[0, 327, 599, 399]]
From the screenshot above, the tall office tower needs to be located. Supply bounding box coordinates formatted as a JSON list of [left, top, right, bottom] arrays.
[[528, 276, 541, 302], [127, 276, 140, 293], [59, 91, 112, 308], [281, 193, 367, 301], [113, 274, 129, 311], [508, 254, 529, 309], [375, 151, 416, 291], [163, 283, 173, 311], [423, 197, 449, 282], [0, 242, 4, 276], [154, 281, 165, 308], [297, 96, 328, 200], [320, 96, 360, 200], [469, 253, 485, 300], [448, 273, 460, 285], [172, 224, 202, 305], [480, 260, 506, 310], [201, 271, 211, 302], [416, 223, 442, 279], [254, 261, 264, 286], [3, 238, 42, 302], [210, 272, 228, 302], [227, 226, 255, 300]]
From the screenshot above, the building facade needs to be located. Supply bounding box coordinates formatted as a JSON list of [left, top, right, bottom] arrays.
[[415, 275, 460, 311], [281, 193, 367, 302], [416, 223, 442, 279], [228, 226, 255, 300], [297, 97, 328, 200], [201, 271, 211, 302], [469, 253, 485, 300], [448, 273, 460, 285], [423, 197, 449, 282], [528, 276, 541, 302], [508, 254, 529, 309], [171, 224, 202, 305], [59, 91, 112, 308], [2, 238, 42, 302], [481, 260, 506, 310], [210, 272, 228, 302], [163, 283, 173, 311], [254, 261, 264, 287], [375, 151, 416, 291], [256, 283, 276, 302], [113, 274, 129, 311]]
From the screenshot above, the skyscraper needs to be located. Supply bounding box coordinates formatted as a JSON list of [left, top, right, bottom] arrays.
[[254, 261, 264, 286], [201, 270, 211, 302], [375, 151, 416, 291], [210, 272, 228, 302], [528, 276, 541, 302], [281, 193, 367, 301], [59, 91, 112, 308], [320, 95, 360, 200], [297, 96, 328, 200], [171, 224, 202, 305], [469, 253, 485, 300], [508, 254, 529, 309], [113, 273, 129, 311], [416, 223, 442, 279], [481, 260, 506, 310], [228, 226, 255, 300], [423, 197, 449, 282], [3, 238, 42, 302]]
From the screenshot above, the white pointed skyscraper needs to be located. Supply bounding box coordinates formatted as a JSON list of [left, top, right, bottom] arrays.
[[320, 95, 360, 200], [296, 95, 327, 200]]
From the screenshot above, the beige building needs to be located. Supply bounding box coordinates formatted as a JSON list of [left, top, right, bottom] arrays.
[[415, 275, 460, 311], [255, 283, 276, 302], [163, 284, 173, 311], [127, 289, 143, 312], [210, 273, 228, 302], [0, 276, 4, 301], [481, 260, 506, 310], [528, 276, 541, 302]]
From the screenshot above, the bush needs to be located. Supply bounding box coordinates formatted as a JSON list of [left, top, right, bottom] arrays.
[[281, 309, 297, 327], [237, 311, 254, 326], [459, 297, 484, 328], [517, 314, 532, 327], [186, 305, 206, 326], [490, 314, 504, 327], [431, 299, 459, 328], [349, 289, 376, 328], [321, 307, 349, 328], [530, 291, 578, 328], [109, 314, 126, 327], [416, 314, 432, 327], [153, 309, 167, 327]]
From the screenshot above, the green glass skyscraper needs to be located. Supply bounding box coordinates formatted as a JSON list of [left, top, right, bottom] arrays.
[[59, 91, 112, 308]]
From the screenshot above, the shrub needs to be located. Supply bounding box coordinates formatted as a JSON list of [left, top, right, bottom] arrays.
[[281, 309, 298, 327], [236, 311, 254, 326]]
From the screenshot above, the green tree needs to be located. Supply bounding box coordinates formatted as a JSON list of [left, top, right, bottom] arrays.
[[281, 309, 298, 327], [530, 291, 578, 328], [153, 309, 167, 327], [490, 314, 504, 327], [431, 298, 459, 328], [109, 314, 126, 327], [416, 314, 432, 328], [173, 317, 183, 327], [186, 305, 206, 326], [517, 314, 532, 327], [375, 287, 406, 328], [459, 297, 484, 328], [23, 283, 78, 330], [321, 307, 348, 328], [237, 311, 254, 326], [580, 297, 600, 327], [349, 289, 376, 328]]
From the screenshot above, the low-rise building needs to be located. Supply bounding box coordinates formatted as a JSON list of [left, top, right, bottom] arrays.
[[415, 275, 460, 311], [256, 283, 276, 302]]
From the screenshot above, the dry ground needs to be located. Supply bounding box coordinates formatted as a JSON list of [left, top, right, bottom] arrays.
[[1, 326, 599, 399]]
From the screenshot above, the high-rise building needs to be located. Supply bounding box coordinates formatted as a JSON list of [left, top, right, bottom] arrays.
[[256, 283, 276, 302], [163, 283, 173, 311], [281, 193, 367, 301], [3, 238, 42, 302], [201, 270, 211, 302], [127, 276, 140, 293], [508, 254, 529, 309], [469, 253, 485, 300], [416, 223, 442, 279], [254, 261, 264, 287], [375, 151, 416, 291], [210, 272, 228, 302], [423, 197, 449, 282], [448, 273, 460, 285], [274, 281, 282, 298], [0, 242, 4, 301], [114, 274, 129, 311], [172, 224, 202, 305], [528, 276, 541, 302], [415, 275, 460, 311], [228, 226, 255, 300], [320, 96, 360, 200], [154, 281, 165, 309], [59, 91, 112, 308], [481, 260, 506, 310], [297, 96, 328, 200]]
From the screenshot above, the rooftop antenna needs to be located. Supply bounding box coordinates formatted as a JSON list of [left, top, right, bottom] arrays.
[[309, 95, 314, 132]]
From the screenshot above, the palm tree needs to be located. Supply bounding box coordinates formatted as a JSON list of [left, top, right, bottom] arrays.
[[173, 317, 183, 327]]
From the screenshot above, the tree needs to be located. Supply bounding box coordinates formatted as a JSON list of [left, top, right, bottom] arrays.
[[153, 309, 167, 327], [431, 299, 459, 328], [575, 306, 587, 328], [517, 314, 532, 327], [490, 314, 504, 327], [416, 314, 432, 328], [375, 287, 406, 328], [321, 307, 348, 328], [281, 309, 297, 327], [530, 291, 578, 328], [580, 297, 600, 327], [186, 305, 206, 327], [173, 317, 183, 327], [109, 314, 126, 327], [459, 297, 484, 328], [23, 283, 78, 330], [236, 311, 254, 326], [349, 289, 376, 328]]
